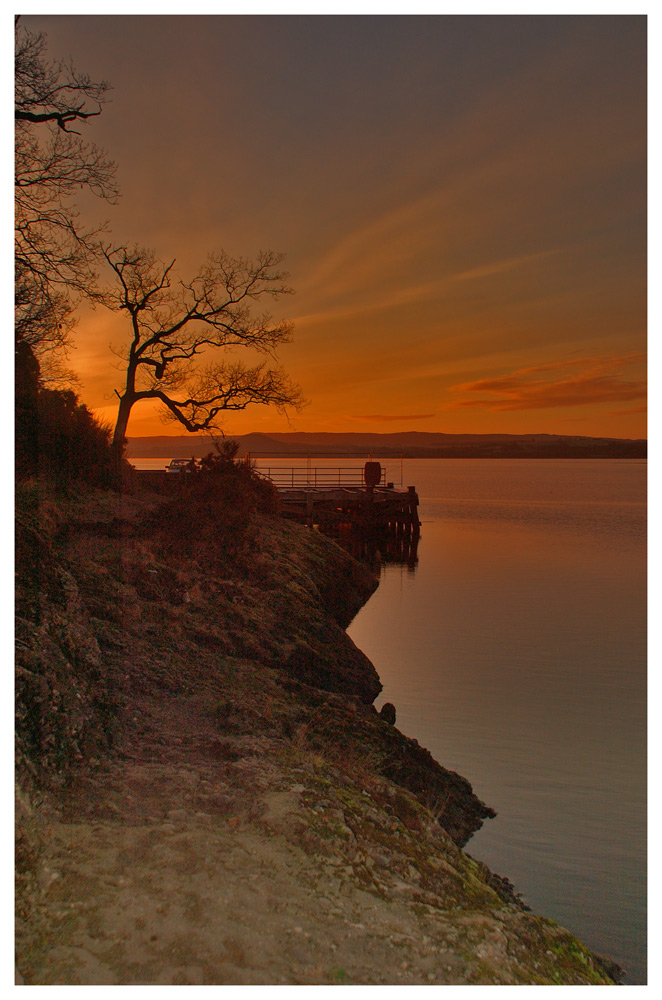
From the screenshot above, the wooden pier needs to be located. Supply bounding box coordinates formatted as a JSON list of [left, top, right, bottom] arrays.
[[275, 482, 421, 568], [133, 459, 421, 563], [249, 460, 420, 535], [276, 483, 421, 535]]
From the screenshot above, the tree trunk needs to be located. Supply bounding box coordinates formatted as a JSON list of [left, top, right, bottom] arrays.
[[111, 392, 134, 466]]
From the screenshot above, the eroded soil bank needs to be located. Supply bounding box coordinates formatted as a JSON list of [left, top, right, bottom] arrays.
[[15, 480, 620, 985]]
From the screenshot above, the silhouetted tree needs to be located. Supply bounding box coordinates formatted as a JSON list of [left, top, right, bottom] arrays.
[[15, 16, 118, 379], [15, 273, 78, 388], [101, 245, 305, 460], [15, 337, 40, 478]]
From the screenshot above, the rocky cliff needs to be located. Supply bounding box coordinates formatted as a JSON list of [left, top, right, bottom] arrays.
[[15, 478, 620, 985]]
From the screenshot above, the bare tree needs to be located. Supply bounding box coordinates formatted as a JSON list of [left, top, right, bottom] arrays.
[[15, 16, 118, 378], [15, 272, 78, 387], [102, 245, 305, 457]]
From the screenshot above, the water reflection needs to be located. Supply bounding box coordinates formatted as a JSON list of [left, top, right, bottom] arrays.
[[347, 461, 646, 983], [320, 522, 420, 571]]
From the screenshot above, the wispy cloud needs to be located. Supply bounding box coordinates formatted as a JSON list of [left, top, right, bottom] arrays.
[[291, 277, 447, 327], [350, 413, 435, 422], [450, 250, 558, 283], [609, 405, 647, 416], [292, 248, 559, 328], [446, 354, 646, 411]]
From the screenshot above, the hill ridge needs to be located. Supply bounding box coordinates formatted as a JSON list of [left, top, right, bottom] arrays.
[[126, 431, 646, 460]]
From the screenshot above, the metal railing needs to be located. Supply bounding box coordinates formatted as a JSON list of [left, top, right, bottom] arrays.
[[255, 466, 387, 488]]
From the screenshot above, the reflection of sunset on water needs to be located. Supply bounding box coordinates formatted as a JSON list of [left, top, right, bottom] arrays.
[[348, 458, 646, 982]]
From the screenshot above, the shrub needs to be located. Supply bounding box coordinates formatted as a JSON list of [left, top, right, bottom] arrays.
[[17, 387, 116, 487], [145, 441, 280, 570]]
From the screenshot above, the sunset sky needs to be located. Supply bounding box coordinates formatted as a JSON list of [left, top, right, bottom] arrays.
[[24, 12, 647, 439]]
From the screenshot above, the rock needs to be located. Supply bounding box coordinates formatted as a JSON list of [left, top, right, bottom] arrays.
[[380, 703, 397, 725], [281, 639, 381, 705]]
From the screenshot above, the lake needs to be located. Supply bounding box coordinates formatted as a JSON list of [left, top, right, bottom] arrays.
[[346, 458, 647, 985], [132, 455, 646, 983]]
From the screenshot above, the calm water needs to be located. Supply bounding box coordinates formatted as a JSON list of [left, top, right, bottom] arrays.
[[134, 455, 646, 982], [346, 458, 646, 984]]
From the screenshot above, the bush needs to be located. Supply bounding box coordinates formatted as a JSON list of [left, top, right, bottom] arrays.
[[17, 387, 116, 487], [146, 441, 280, 569]]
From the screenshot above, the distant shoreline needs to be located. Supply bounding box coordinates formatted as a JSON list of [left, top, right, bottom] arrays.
[[126, 431, 646, 461]]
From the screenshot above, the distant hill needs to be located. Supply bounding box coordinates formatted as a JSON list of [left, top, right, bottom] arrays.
[[126, 431, 647, 460]]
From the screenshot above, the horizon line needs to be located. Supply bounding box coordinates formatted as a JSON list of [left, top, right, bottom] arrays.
[[125, 430, 648, 442]]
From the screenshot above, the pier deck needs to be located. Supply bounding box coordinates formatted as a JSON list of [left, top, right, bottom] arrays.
[[275, 483, 421, 534], [134, 461, 421, 536]]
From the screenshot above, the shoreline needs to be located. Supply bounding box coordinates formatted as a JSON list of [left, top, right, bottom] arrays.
[[125, 432, 647, 461], [15, 479, 622, 985]]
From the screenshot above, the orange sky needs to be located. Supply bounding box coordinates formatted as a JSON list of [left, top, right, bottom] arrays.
[[26, 13, 647, 439]]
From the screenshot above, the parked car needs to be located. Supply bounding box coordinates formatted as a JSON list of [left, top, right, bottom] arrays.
[[165, 458, 198, 473]]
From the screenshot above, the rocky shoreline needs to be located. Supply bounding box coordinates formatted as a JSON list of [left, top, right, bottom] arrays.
[[15, 479, 621, 985]]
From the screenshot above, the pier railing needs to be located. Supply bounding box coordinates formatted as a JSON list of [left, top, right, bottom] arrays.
[[254, 466, 387, 488]]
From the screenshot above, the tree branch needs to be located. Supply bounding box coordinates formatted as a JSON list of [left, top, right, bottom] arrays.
[[104, 244, 304, 452], [15, 106, 102, 134]]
